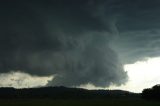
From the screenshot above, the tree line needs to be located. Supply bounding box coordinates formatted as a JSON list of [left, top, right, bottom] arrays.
[[0, 86, 136, 99], [142, 84, 160, 100]]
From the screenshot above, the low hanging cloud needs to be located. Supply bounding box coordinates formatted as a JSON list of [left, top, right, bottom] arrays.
[[1, 0, 160, 88], [0, 0, 128, 87]]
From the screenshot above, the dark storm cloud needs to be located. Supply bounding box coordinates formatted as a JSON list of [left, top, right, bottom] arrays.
[[110, 0, 160, 64], [0, 0, 128, 87], [5, 0, 160, 87]]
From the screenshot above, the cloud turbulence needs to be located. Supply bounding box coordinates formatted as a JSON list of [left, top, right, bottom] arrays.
[[2, 0, 160, 88]]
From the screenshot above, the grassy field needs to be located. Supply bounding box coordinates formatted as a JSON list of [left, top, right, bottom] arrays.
[[0, 98, 160, 106]]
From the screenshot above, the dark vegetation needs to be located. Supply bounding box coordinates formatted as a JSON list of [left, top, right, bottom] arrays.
[[142, 84, 160, 100], [1, 85, 160, 100], [0, 86, 160, 106], [0, 86, 138, 99], [1, 99, 160, 106]]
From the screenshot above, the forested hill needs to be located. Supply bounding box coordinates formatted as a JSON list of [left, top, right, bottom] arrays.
[[0, 86, 139, 99]]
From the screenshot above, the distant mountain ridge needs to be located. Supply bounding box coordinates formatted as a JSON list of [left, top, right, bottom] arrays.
[[0, 86, 139, 99]]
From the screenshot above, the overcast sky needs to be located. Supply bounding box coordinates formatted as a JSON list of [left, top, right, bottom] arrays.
[[1, 0, 160, 92]]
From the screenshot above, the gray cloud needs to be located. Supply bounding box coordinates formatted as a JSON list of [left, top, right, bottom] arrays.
[[6, 0, 160, 87], [110, 0, 160, 64], [112, 30, 160, 63]]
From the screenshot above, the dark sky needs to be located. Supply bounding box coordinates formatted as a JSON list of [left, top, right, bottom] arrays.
[[0, 0, 160, 88]]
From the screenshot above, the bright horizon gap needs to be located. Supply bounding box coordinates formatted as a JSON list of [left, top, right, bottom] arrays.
[[108, 57, 160, 93], [0, 71, 53, 88], [0, 57, 160, 93]]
